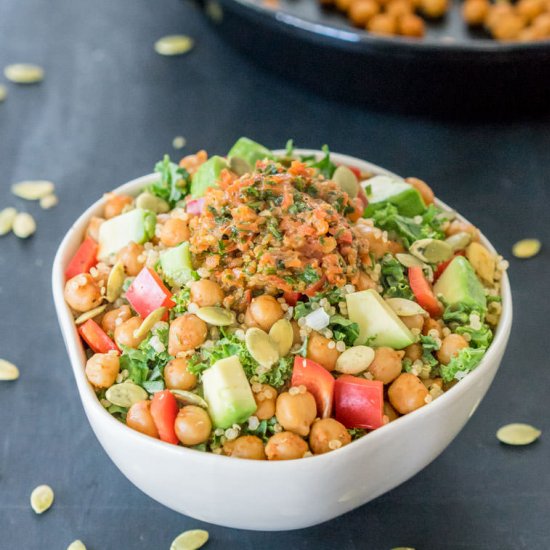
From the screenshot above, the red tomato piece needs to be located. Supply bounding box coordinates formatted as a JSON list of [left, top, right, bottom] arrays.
[[150, 390, 179, 445], [303, 276, 326, 298], [125, 267, 175, 319], [408, 266, 442, 317], [65, 237, 98, 280], [334, 374, 384, 430], [283, 291, 301, 306], [433, 250, 466, 281], [78, 319, 119, 354], [291, 356, 335, 418]]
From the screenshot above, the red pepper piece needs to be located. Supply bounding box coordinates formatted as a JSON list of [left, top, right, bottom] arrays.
[[150, 390, 179, 445], [408, 266, 442, 317], [291, 356, 335, 418], [78, 319, 119, 354], [65, 237, 98, 280], [125, 267, 175, 319]]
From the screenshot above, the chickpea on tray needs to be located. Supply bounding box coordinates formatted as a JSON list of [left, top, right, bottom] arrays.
[[63, 137, 505, 461]]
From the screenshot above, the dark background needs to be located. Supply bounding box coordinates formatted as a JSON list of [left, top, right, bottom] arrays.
[[1, 0, 549, 548]]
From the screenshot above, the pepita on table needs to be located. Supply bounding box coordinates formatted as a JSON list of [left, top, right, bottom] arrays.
[[30, 484, 54, 514], [40, 194, 59, 210], [11, 180, 54, 200], [0, 207, 17, 236], [133, 307, 167, 340], [4, 63, 44, 84], [196, 306, 235, 326], [105, 382, 148, 408], [154, 35, 194, 56], [12, 212, 36, 239], [172, 136, 187, 150], [0, 84, 7, 102], [496, 423, 541, 446], [0, 358, 19, 381], [512, 238, 541, 259], [170, 529, 209, 550], [106, 261, 125, 302], [245, 327, 279, 368], [67, 541, 86, 550]]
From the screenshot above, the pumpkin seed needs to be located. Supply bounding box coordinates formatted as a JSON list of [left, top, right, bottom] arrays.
[[496, 423, 541, 446], [67, 541, 86, 550], [0, 84, 7, 102], [135, 191, 170, 213], [106, 262, 125, 302], [0, 207, 17, 236], [205, 0, 224, 22], [409, 238, 453, 264], [74, 304, 107, 325], [386, 298, 428, 317], [445, 231, 471, 251], [30, 485, 54, 514], [196, 306, 235, 326], [391, 547, 415, 550], [172, 136, 187, 149], [170, 529, 209, 550], [512, 238, 541, 259], [0, 358, 19, 381], [245, 327, 279, 368], [170, 389, 208, 408], [154, 35, 194, 56], [335, 345, 375, 374], [133, 307, 167, 340], [229, 156, 253, 176], [11, 180, 54, 200], [269, 318, 294, 356], [395, 253, 426, 269], [333, 165, 358, 198], [40, 193, 58, 209], [12, 212, 36, 238], [106, 382, 148, 408], [4, 63, 44, 84]]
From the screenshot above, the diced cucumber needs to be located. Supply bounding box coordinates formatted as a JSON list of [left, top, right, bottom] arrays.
[[363, 175, 426, 217], [159, 242, 196, 286], [190, 156, 228, 198]]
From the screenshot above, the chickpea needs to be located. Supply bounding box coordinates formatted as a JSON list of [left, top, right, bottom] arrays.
[[437, 334, 468, 365], [85, 352, 120, 388], [309, 418, 351, 454], [491, 13, 526, 40], [516, 0, 544, 21], [445, 220, 480, 242], [349, 0, 380, 25], [404, 342, 422, 362], [159, 218, 190, 247], [104, 193, 133, 219], [532, 12, 550, 34], [485, 2, 514, 29], [115, 242, 144, 277], [400, 314, 425, 332], [406, 177, 434, 205], [179, 150, 207, 175], [419, 0, 448, 17], [101, 305, 132, 336], [168, 314, 208, 355], [386, 0, 413, 18], [126, 400, 159, 439], [265, 431, 309, 460], [307, 332, 341, 371], [355, 270, 377, 291], [398, 13, 426, 36], [275, 390, 317, 437], [462, 0, 490, 25], [384, 401, 400, 422], [423, 317, 443, 337], [190, 279, 225, 307], [253, 384, 278, 420], [517, 25, 545, 39], [388, 373, 429, 415], [115, 317, 145, 349], [174, 406, 212, 446], [367, 13, 398, 35], [367, 347, 404, 384], [86, 216, 104, 242], [64, 273, 103, 312], [223, 435, 266, 460], [164, 358, 197, 391], [246, 295, 284, 332], [335, 0, 352, 11], [422, 377, 443, 391]]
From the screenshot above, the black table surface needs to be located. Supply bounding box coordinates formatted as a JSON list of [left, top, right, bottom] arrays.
[[1, 0, 549, 548]]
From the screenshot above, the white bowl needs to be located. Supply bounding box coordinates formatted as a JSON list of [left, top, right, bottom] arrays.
[[52, 151, 512, 531]]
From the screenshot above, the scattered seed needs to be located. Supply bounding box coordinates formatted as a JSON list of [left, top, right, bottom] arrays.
[[106, 382, 148, 408], [333, 165, 359, 198], [228, 156, 252, 177], [170, 389, 208, 408], [172, 136, 187, 150], [170, 529, 209, 550], [512, 238, 541, 259], [391, 547, 415, 550], [196, 306, 235, 326], [135, 192, 170, 213], [12, 212, 36, 239], [395, 253, 426, 269], [496, 423, 541, 446], [0, 84, 7, 102], [106, 262, 125, 302], [74, 304, 107, 325], [409, 238, 453, 264], [40, 193, 58, 209], [30, 485, 54, 514], [245, 327, 279, 368], [0, 358, 19, 381], [268, 318, 294, 356], [386, 297, 428, 317], [4, 63, 44, 84], [67, 540, 86, 550], [205, 0, 224, 22], [0, 207, 17, 236], [133, 307, 167, 340], [445, 231, 471, 251], [154, 35, 194, 56], [11, 180, 55, 200], [335, 345, 375, 374]]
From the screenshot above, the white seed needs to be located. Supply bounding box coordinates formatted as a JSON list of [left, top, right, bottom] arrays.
[[512, 238, 541, 259], [40, 193, 59, 209], [170, 529, 209, 550], [154, 35, 194, 56], [11, 180, 54, 200], [496, 423, 541, 446], [445, 231, 471, 251], [386, 297, 428, 317], [170, 389, 208, 408], [196, 306, 235, 326], [74, 304, 107, 325], [67, 540, 86, 550], [0, 358, 19, 381], [106, 261, 125, 302], [105, 382, 148, 408], [245, 327, 279, 368], [335, 345, 375, 374], [0, 207, 17, 235], [333, 165, 358, 198], [172, 136, 187, 149], [0, 84, 7, 102], [4, 63, 44, 84], [268, 318, 294, 356], [12, 212, 36, 238], [133, 307, 167, 340], [30, 485, 54, 514], [395, 253, 426, 269]]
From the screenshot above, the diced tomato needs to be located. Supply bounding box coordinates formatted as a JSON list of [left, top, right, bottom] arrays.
[[125, 267, 175, 319], [291, 356, 335, 418], [65, 237, 98, 280], [150, 390, 179, 445], [303, 276, 326, 298], [283, 291, 301, 306], [408, 266, 442, 317], [78, 319, 119, 354], [433, 250, 466, 281], [334, 375, 384, 430]]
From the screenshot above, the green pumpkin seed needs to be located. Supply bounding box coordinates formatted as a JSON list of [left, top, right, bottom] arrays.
[[445, 231, 471, 252], [333, 165, 358, 198], [154, 35, 194, 56], [205, 0, 224, 22], [133, 307, 167, 340], [0, 207, 17, 236], [74, 304, 107, 325], [229, 156, 253, 176], [245, 327, 279, 368], [4, 63, 44, 84], [0, 84, 7, 102], [106, 262, 125, 303], [170, 529, 209, 550], [386, 298, 428, 317], [170, 389, 208, 408], [12, 212, 36, 238], [496, 423, 541, 446], [395, 253, 426, 269], [40, 193, 59, 209], [135, 191, 170, 213], [67, 541, 86, 550], [0, 358, 19, 381], [11, 180, 55, 200], [409, 238, 453, 264], [335, 345, 375, 374], [30, 485, 54, 514], [512, 238, 541, 259], [269, 318, 294, 356], [196, 306, 235, 326], [106, 382, 148, 407], [172, 136, 187, 149]]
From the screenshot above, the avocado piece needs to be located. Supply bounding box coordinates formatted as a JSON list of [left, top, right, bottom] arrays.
[[433, 256, 487, 310], [202, 356, 257, 429], [160, 242, 196, 286], [190, 156, 228, 198], [97, 208, 156, 260], [362, 175, 426, 218], [346, 289, 416, 349], [227, 137, 274, 167]]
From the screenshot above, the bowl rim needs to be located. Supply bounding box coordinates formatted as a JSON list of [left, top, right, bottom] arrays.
[[52, 148, 513, 470]]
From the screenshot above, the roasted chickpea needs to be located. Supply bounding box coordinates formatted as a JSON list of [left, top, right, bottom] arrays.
[[86, 216, 104, 242], [406, 177, 434, 204], [275, 389, 317, 437], [387, 0, 413, 17], [485, 2, 514, 29], [437, 334, 469, 365], [367, 13, 398, 35], [115, 316, 145, 349], [400, 314, 425, 331], [491, 13, 526, 40], [189, 279, 225, 307], [104, 193, 133, 219], [404, 342, 423, 362], [101, 305, 132, 336], [335, 0, 353, 11], [516, 0, 544, 21], [355, 270, 377, 291], [419, 0, 448, 17], [384, 401, 400, 422], [388, 373, 429, 414], [223, 435, 266, 460], [64, 273, 103, 312], [423, 317, 443, 337], [306, 331, 341, 371], [398, 13, 426, 36], [349, 0, 380, 25], [164, 358, 197, 391], [159, 218, 190, 247], [265, 431, 309, 460], [174, 405, 212, 446], [246, 295, 284, 332], [85, 352, 120, 388], [179, 150, 207, 175], [367, 347, 404, 384], [126, 400, 159, 438], [532, 12, 550, 34], [462, 0, 490, 25], [253, 384, 278, 420], [116, 242, 144, 277], [168, 314, 208, 355], [309, 418, 351, 454]]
